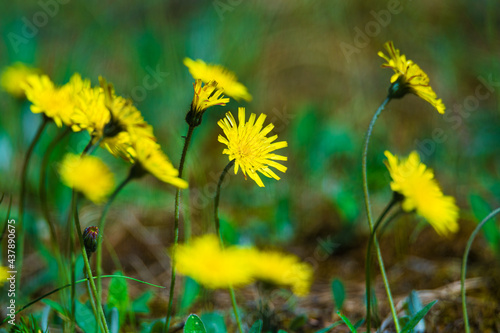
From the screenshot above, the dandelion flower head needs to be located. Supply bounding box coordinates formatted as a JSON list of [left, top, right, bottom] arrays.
[[132, 138, 188, 189], [378, 41, 445, 114], [175, 234, 255, 289], [184, 57, 252, 101], [59, 153, 115, 204], [248, 250, 313, 296], [384, 150, 459, 236], [23, 73, 90, 127], [0, 63, 40, 98], [218, 107, 287, 187]]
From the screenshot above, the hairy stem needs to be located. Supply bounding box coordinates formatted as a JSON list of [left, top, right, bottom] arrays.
[[164, 125, 195, 333], [214, 159, 243, 333]]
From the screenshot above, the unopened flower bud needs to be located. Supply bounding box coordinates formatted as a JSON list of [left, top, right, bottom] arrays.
[[83, 226, 99, 259]]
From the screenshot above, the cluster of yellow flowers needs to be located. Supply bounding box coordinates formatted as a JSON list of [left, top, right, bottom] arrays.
[[175, 234, 313, 296], [0, 65, 192, 203]]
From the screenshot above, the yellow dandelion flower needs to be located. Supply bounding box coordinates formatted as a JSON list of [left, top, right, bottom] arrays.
[[378, 41, 445, 114], [248, 251, 313, 296], [0, 62, 40, 98], [132, 138, 188, 189], [59, 153, 115, 204], [22, 73, 90, 127], [175, 234, 255, 289], [0, 266, 9, 287], [384, 150, 459, 236], [218, 107, 287, 187], [72, 77, 155, 161], [186, 79, 230, 126], [184, 57, 252, 101]]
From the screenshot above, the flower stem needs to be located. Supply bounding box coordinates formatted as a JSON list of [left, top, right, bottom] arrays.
[[362, 97, 391, 231], [461, 207, 500, 333], [362, 96, 401, 332], [365, 196, 402, 332], [96, 174, 133, 304], [17, 117, 48, 291], [70, 191, 76, 333], [214, 159, 243, 333], [73, 192, 110, 333], [164, 125, 195, 333], [229, 287, 244, 333]]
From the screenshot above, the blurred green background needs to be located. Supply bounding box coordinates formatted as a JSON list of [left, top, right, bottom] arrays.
[[1, 0, 500, 330]]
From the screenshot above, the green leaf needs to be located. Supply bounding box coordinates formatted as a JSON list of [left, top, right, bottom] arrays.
[[179, 277, 200, 315], [331, 279, 345, 310], [107, 271, 130, 326], [277, 330, 288, 333], [249, 320, 263, 333], [405, 290, 425, 333], [132, 291, 153, 314], [184, 314, 207, 333], [314, 321, 343, 333], [75, 300, 98, 333], [401, 300, 437, 333], [42, 299, 66, 318], [337, 311, 357, 333], [201, 312, 227, 333]]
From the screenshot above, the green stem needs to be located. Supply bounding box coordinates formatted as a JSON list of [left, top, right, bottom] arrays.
[[164, 124, 195, 333], [87, 280, 101, 333], [214, 159, 243, 333], [229, 287, 244, 333], [362, 96, 391, 231], [96, 174, 133, 304], [74, 193, 110, 333], [362, 97, 400, 332], [461, 207, 500, 333], [70, 191, 77, 332], [17, 117, 49, 291], [365, 196, 402, 332]]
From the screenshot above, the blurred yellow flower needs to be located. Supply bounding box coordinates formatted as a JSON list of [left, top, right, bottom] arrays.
[[378, 41, 445, 114], [0, 63, 40, 98], [218, 107, 287, 187], [184, 57, 252, 101], [175, 234, 254, 289], [23, 74, 89, 127], [384, 150, 459, 236], [0, 266, 8, 286], [59, 153, 115, 204], [132, 138, 188, 189], [248, 250, 313, 296]]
